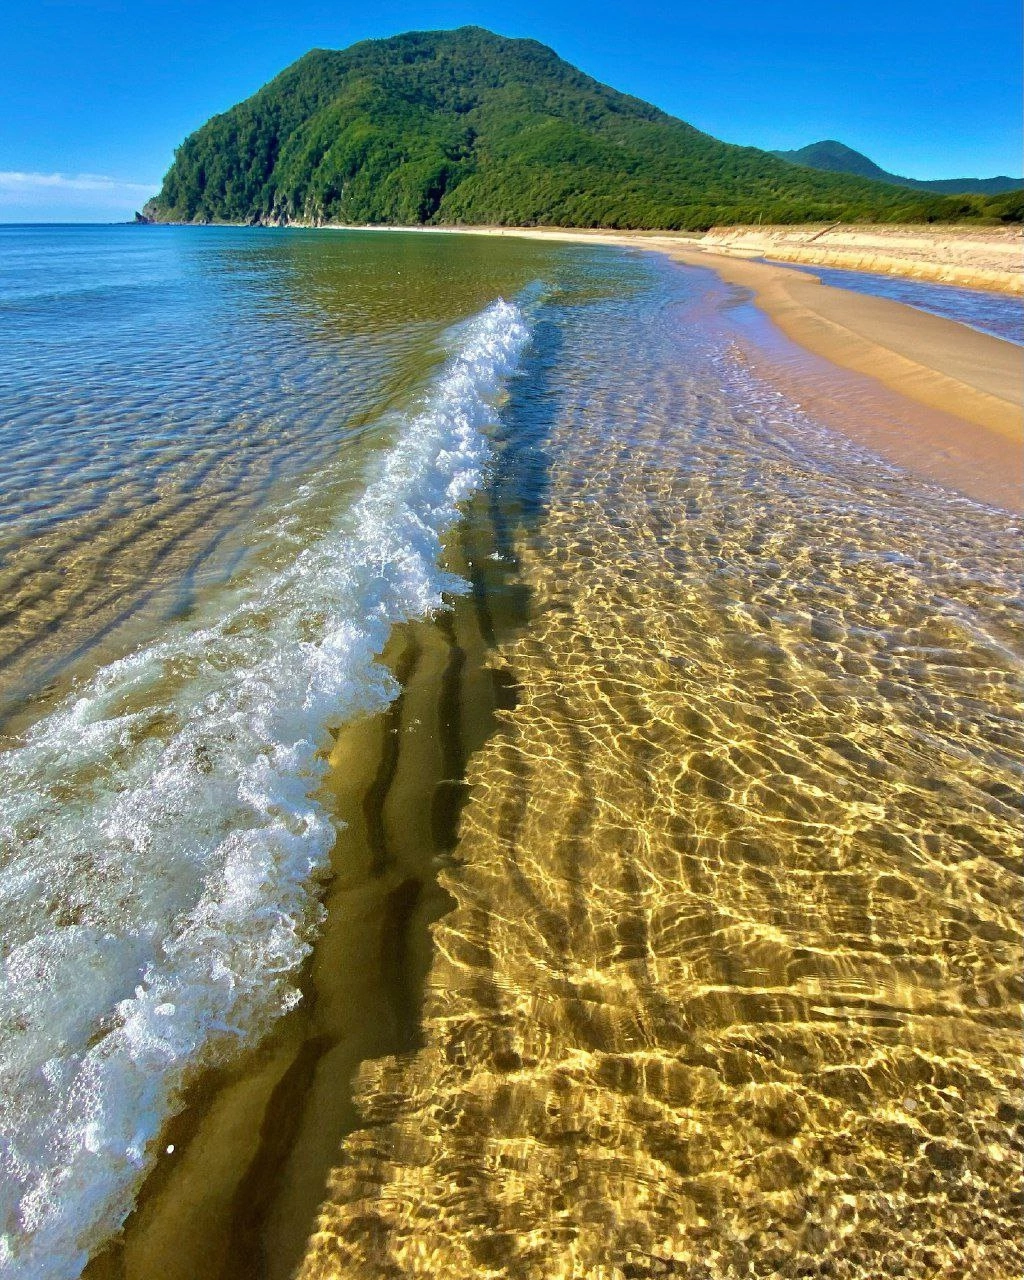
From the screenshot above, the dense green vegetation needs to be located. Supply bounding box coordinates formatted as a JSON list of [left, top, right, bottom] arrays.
[[771, 139, 1023, 196], [147, 28, 1023, 230]]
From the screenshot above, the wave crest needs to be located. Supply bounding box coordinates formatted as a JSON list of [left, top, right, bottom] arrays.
[[0, 297, 530, 1277]]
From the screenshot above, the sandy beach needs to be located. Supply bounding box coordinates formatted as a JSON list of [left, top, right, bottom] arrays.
[[666, 248, 1024, 512], [357, 224, 1022, 511]]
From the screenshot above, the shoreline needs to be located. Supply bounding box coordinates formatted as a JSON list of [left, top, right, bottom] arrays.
[[83, 479, 532, 1280], [140, 218, 1023, 294], [667, 247, 1024, 512], [335, 223, 1023, 511], [76, 227, 1024, 1279]]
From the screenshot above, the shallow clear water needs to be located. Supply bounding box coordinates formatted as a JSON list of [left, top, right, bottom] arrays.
[[1, 229, 1021, 1280], [296, 250, 1024, 1280], [763, 256, 1024, 344], [0, 225, 606, 1276], [0, 225, 595, 731]]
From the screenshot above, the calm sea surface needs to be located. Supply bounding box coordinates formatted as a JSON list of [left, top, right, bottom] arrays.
[[0, 227, 1020, 1279]]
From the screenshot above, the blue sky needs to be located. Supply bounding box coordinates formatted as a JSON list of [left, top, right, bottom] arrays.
[[1, 0, 1020, 221]]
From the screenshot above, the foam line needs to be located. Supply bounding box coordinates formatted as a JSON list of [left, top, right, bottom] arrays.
[[0, 297, 530, 1277]]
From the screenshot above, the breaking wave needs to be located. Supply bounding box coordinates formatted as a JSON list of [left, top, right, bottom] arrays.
[[0, 298, 530, 1277]]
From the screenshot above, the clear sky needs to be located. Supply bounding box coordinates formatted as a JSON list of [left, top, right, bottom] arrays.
[[1, 0, 1020, 221]]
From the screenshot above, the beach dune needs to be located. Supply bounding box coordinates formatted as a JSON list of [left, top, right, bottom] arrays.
[[697, 223, 1023, 295]]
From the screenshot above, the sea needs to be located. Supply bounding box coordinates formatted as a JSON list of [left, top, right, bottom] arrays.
[[1, 225, 1021, 1279]]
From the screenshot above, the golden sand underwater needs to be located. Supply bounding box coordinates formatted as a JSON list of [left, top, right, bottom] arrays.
[[81, 243, 1022, 1280], [300, 351, 1023, 1280]]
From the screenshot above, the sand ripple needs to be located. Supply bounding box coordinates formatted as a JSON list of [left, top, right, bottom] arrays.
[[298, 267, 1023, 1278]]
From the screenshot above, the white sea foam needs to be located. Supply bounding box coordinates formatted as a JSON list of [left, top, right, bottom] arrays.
[[0, 298, 530, 1277]]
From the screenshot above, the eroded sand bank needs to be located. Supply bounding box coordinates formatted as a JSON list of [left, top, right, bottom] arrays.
[[698, 224, 1023, 295]]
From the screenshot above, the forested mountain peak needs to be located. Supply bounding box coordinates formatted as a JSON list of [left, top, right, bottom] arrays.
[[147, 27, 1022, 229], [771, 139, 1024, 196]]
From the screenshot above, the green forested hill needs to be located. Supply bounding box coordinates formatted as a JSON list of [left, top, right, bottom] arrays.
[[771, 140, 1023, 196], [146, 28, 1022, 230]]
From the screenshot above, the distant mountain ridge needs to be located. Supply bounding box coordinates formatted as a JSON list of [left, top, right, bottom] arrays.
[[145, 29, 1023, 230], [770, 140, 1023, 195]]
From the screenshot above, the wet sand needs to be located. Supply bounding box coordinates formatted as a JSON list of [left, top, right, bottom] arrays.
[[669, 251, 1024, 513], [360, 225, 1023, 512], [670, 252, 1020, 447]]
